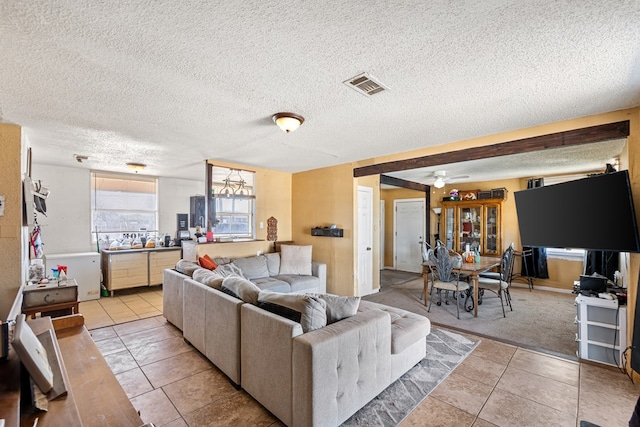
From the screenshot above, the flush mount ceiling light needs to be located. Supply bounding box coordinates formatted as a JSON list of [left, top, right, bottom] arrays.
[[126, 162, 146, 173], [272, 112, 304, 133]]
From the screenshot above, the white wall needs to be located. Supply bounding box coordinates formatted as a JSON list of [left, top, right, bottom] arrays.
[[158, 176, 205, 237], [31, 164, 204, 254]]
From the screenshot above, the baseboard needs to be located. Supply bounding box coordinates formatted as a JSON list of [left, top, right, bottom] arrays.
[[511, 282, 574, 294]]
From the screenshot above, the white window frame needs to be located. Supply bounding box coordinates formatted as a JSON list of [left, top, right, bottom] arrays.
[[91, 171, 159, 241]]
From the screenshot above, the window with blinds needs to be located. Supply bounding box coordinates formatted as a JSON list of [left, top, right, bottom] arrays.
[[91, 172, 158, 241]]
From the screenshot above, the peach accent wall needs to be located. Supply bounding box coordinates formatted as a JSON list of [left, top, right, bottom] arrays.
[[292, 163, 355, 296], [0, 124, 23, 320]]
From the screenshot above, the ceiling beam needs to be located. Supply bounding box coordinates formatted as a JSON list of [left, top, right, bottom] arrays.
[[354, 120, 630, 177], [380, 175, 429, 192]]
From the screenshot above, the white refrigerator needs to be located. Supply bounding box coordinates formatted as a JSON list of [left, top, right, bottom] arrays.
[[46, 252, 102, 301]]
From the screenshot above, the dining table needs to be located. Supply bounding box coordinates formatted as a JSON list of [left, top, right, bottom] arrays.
[[423, 255, 501, 317]]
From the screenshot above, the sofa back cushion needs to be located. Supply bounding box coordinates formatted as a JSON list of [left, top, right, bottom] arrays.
[[232, 255, 269, 280], [312, 294, 361, 324], [221, 275, 261, 304], [192, 268, 224, 290], [258, 291, 327, 333], [264, 253, 280, 276], [279, 245, 312, 276], [175, 260, 201, 277]]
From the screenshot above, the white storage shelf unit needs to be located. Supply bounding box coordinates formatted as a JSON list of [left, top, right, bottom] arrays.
[[575, 294, 627, 367]]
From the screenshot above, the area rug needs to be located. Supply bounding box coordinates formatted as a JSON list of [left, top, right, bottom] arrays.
[[341, 327, 479, 427]]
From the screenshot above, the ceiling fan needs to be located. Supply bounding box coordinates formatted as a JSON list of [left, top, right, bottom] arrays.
[[427, 170, 469, 188]]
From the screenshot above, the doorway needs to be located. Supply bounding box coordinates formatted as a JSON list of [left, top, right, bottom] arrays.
[[394, 199, 425, 273]]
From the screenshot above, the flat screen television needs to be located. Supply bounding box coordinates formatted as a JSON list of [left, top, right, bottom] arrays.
[[513, 170, 640, 252]]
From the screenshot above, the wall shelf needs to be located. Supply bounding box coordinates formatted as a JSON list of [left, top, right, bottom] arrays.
[[311, 227, 343, 237]]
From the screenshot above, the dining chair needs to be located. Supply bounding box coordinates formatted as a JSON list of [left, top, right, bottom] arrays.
[[420, 241, 433, 302], [477, 243, 515, 317], [427, 245, 469, 319]]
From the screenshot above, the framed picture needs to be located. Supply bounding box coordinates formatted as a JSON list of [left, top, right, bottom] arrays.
[[12, 314, 54, 393]]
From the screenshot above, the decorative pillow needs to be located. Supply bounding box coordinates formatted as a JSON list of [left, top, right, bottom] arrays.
[[175, 260, 201, 277], [312, 293, 361, 324], [279, 245, 312, 276], [192, 268, 224, 290], [257, 291, 327, 332], [232, 256, 269, 280], [198, 255, 217, 271], [215, 262, 246, 279], [221, 275, 261, 304], [264, 253, 280, 276]]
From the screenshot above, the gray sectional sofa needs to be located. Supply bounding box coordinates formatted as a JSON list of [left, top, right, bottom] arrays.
[[162, 251, 431, 427]]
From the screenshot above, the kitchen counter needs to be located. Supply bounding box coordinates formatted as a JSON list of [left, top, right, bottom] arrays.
[[101, 246, 181, 254], [101, 247, 181, 295]]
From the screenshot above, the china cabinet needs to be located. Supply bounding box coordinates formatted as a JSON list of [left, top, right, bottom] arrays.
[[440, 199, 503, 255]]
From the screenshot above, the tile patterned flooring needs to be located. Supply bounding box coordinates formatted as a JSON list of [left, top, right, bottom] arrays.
[[81, 287, 640, 427]]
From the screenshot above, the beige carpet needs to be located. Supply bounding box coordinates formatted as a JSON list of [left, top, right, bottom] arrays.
[[365, 278, 578, 358]]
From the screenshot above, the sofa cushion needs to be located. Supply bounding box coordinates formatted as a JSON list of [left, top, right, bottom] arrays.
[[279, 245, 312, 275], [215, 262, 246, 279], [314, 294, 361, 324], [264, 253, 280, 276], [257, 291, 327, 332], [252, 277, 291, 293], [175, 260, 202, 277], [192, 268, 224, 290], [358, 300, 430, 354], [221, 275, 261, 304], [232, 255, 269, 280], [278, 275, 320, 293], [198, 254, 218, 271]]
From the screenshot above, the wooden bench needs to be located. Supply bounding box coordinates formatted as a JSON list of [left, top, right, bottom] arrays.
[[0, 314, 143, 426]]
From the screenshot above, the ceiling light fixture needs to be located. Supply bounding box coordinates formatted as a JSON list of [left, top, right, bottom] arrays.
[[272, 112, 304, 133], [126, 162, 146, 173], [433, 177, 445, 188]]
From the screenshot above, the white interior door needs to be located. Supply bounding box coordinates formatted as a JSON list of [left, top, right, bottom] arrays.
[[394, 199, 425, 273], [358, 186, 374, 296], [380, 200, 385, 270]]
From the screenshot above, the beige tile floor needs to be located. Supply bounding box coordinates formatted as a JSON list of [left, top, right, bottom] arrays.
[[82, 287, 640, 427]]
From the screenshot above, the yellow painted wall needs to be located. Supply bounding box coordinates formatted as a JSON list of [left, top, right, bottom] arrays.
[[380, 188, 425, 267], [0, 124, 23, 320], [292, 163, 355, 296], [207, 160, 292, 244]]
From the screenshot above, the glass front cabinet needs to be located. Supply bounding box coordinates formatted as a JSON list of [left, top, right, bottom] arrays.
[[440, 199, 503, 256]]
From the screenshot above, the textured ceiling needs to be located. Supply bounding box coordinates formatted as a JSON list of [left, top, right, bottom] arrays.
[[1, 1, 639, 182]]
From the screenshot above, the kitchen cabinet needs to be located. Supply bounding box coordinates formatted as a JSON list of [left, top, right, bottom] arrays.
[[575, 294, 626, 367], [441, 199, 503, 255], [101, 247, 181, 295]]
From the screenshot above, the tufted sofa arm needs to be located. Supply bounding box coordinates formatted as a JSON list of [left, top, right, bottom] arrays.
[[291, 309, 392, 427]]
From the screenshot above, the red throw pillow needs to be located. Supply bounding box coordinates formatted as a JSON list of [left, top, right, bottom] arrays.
[[198, 255, 217, 270], [203, 254, 218, 269]]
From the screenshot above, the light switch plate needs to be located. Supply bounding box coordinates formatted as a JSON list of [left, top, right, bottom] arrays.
[[0, 195, 4, 216]]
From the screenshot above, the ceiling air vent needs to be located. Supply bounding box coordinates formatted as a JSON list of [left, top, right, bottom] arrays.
[[343, 72, 388, 97]]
